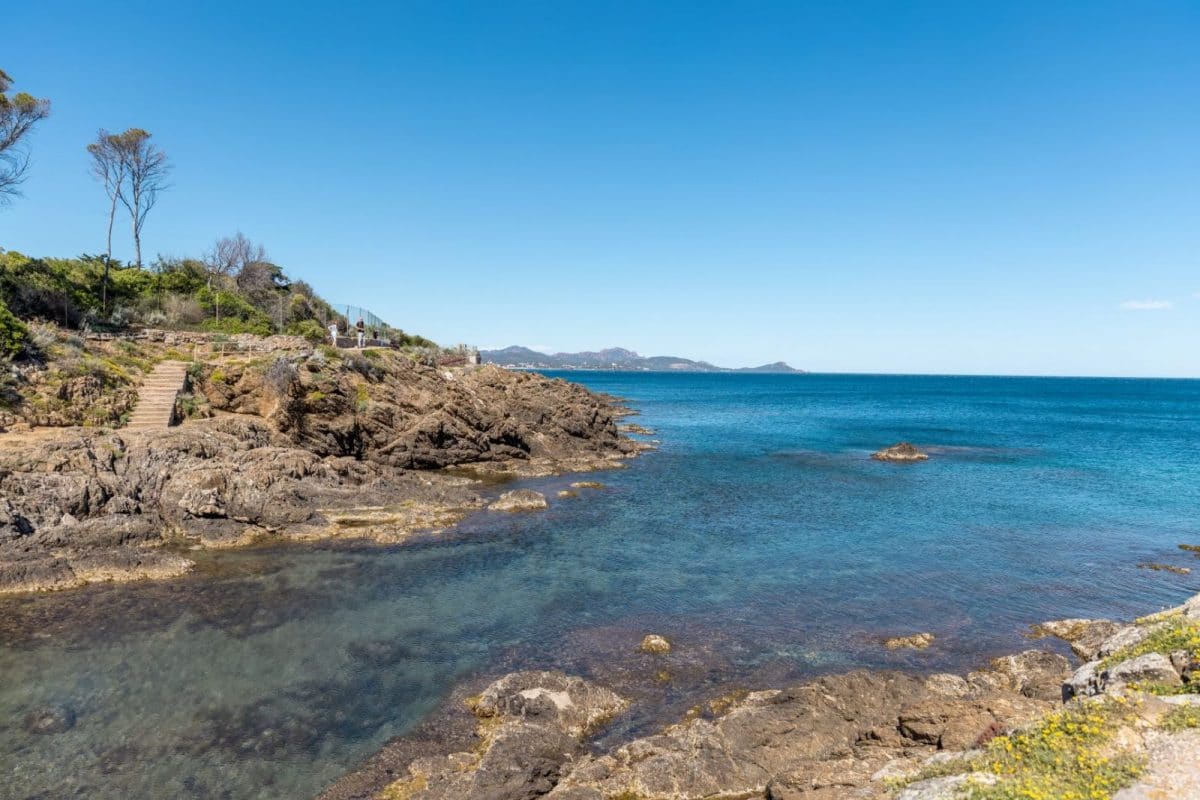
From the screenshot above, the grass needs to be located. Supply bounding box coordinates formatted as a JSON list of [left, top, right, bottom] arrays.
[[1099, 617, 1200, 671], [1159, 704, 1200, 732]]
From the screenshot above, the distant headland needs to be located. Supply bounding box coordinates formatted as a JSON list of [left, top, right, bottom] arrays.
[[481, 346, 804, 374]]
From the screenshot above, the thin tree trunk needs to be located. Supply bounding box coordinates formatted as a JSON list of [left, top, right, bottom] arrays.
[[102, 193, 117, 313]]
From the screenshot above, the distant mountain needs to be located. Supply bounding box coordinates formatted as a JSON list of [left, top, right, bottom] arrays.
[[480, 346, 804, 374]]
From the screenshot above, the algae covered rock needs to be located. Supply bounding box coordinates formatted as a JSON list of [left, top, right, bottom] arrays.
[[872, 442, 929, 462], [885, 632, 935, 650], [638, 634, 671, 654], [487, 490, 549, 512]]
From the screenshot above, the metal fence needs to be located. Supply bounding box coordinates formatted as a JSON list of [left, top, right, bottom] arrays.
[[324, 303, 389, 332]]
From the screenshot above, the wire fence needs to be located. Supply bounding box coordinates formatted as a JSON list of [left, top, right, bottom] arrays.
[[324, 303, 389, 332]]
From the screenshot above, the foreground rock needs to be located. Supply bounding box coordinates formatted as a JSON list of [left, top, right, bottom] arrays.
[[871, 442, 929, 462], [328, 592, 1200, 800], [375, 672, 627, 800], [326, 652, 1067, 800], [0, 347, 645, 593]]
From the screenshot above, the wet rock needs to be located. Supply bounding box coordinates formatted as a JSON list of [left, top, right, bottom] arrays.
[[639, 634, 671, 654], [23, 704, 76, 735], [1138, 562, 1191, 575], [556, 490, 578, 499], [488, 490, 549, 513], [885, 632, 935, 650], [1030, 618, 1123, 661], [569, 481, 604, 490], [871, 442, 929, 462]]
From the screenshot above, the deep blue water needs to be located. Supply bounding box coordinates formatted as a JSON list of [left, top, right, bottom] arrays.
[[1, 373, 1198, 799]]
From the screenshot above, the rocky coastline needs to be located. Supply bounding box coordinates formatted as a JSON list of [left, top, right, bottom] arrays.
[[321, 592, 1200, 800], [0, 337, 650, 594]]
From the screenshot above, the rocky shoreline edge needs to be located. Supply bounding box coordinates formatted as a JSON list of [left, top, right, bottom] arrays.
[[0, 344, 652, 595], [321, 591, 1200, 800]]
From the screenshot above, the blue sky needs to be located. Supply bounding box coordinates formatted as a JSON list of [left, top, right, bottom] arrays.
[[2, 1, 1198, 376]]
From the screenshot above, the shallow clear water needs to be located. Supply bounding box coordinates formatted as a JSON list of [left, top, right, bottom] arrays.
[[2, 373, 1199, 799]]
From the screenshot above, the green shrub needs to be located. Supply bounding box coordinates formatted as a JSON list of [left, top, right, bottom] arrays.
[[0, 296, 27, 358], [286, 318, 327, 343]]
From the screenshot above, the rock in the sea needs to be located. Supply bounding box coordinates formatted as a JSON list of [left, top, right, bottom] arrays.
[[872, 442, 929, 462], [638, 634, 671, 654], [487, 490, 549, 513], [23, 704, 76, 735], [885, 632, 935, 650], [557, 490, 578, 499], [570, 481, 604, 490]]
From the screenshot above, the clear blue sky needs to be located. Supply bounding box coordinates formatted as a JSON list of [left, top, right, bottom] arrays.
[[3, 1, 1198, 376]]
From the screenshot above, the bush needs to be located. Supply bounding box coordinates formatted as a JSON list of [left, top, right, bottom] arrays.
[[0, 297, 27, 358], [286, 318, 327, 343]]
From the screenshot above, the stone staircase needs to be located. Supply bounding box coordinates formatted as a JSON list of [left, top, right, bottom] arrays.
[[125, 361, 189, 430]]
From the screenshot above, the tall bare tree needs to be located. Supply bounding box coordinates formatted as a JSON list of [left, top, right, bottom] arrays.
[[112, 129, 171, 267], [87, 130, 129, 311], [0, 69, 51, 203], [205, 232, 266, 289]]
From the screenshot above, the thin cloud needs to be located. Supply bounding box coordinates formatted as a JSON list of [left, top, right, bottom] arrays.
[[1120, 300, 1173, 311]]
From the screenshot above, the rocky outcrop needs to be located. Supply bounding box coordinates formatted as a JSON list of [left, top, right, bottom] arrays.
[[871, 442, 929, 462], [0, 347, 643, 593], [327, 654, 1066, 800], [375, 672, 627, 800]]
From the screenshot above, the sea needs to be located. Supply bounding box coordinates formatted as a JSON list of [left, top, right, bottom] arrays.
[[1, 372, 1197, 799]]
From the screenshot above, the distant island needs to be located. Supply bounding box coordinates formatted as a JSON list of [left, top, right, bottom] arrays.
[[481, 346, 804, 373]]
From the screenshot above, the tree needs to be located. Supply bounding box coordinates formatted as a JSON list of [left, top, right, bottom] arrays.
[[205, 232, 266, 289], [0, 69, 51, 203], [111, 129, 170, 267], [87, 130, 129, 311]]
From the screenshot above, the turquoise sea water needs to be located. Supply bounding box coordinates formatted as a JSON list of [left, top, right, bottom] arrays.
[[2, 373, 1198, 799]]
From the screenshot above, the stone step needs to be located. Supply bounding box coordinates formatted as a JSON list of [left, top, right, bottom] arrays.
[[124, 361, 189, 430]]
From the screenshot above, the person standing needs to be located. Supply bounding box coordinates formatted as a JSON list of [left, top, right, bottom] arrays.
[[355, 317, 366, 348], [328, 322, 339, 347]]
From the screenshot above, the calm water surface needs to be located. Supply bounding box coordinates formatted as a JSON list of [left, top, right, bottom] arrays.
[[2, 373, 1198, 798]]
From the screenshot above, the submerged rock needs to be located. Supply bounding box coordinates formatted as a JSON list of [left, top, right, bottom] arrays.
[[872, 442, 930, 462], [885, 632, 935, 650], [23, 704, 76, 735], [638, 634, 672, 654], [488, 490, 549, 513]]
